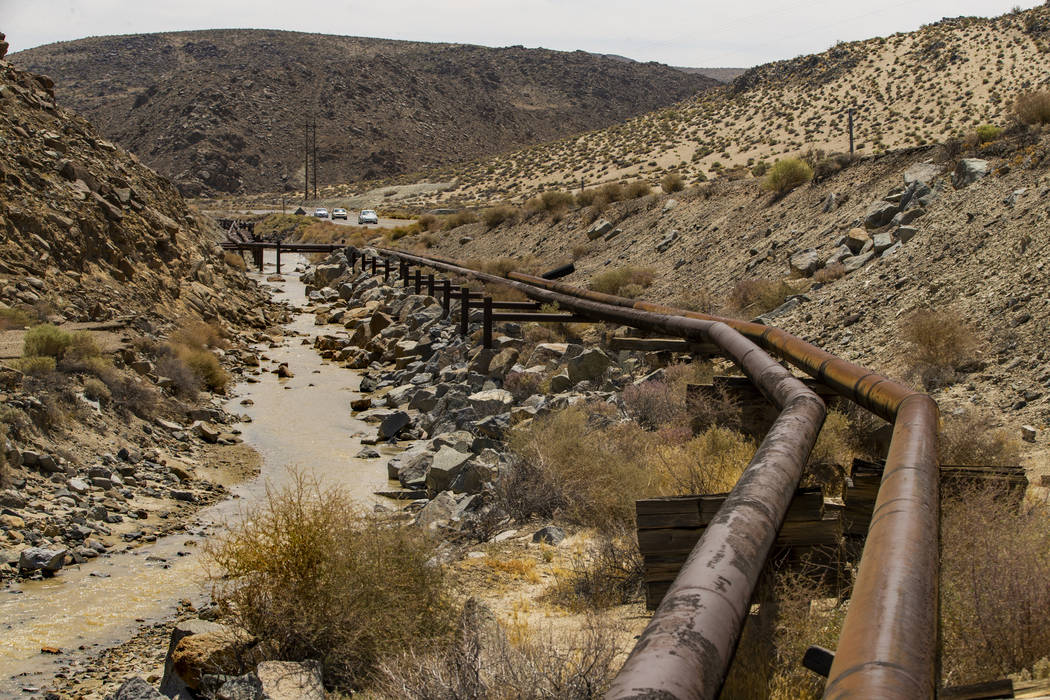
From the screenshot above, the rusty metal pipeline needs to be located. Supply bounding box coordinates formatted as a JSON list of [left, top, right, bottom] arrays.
[[366, 246, 827, 697], [504, 270, 940, 699]]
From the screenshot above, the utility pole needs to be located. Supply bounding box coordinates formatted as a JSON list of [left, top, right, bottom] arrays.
[[312, 117, 318, 200], [844, 108, 852, 156], [304, 119, 310, 203]]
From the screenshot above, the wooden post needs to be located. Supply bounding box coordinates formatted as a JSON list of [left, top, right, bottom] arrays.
[[371, 256, 377, 275], [414, 269, 422, 295], [383, 259, 390, 283], [848, 108, 855, 156], [400, 261, 408, 284], [426, 273, 435, 297], [460, 285, 470, 336], [483, 297, 493, 349], [348, 248, 357, 268], [441, 280, 451, 317], [252, 247, 263, 271], [275, 241, 282, 274]]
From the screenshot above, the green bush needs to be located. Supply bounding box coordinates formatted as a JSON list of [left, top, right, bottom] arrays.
[[207, 475, 454, 691], [0, 307, 32, 330], [12, 355, 56, 377], [481, 205, 520, 228], [23, 324, 73, 359], [761, 158, 813, 195], [660, 172, 685, 193], [178, 346, 230, 393], [975, 123, 1002, 144]]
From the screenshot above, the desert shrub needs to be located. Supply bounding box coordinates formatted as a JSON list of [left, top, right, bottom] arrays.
[[12, 355, 56, 377], [23, 324, 74, 359], [223, 251, 247, 272], [171, 319, 226, 351], [178, 346, 230, 393], [939, 409, 1020, 467], [670, 288, 718, 313], [417, 213, 440, 232], [507, 404, 656, 529], [0, 307, 31, 330], [804, 410, 853, 493], [941, 484, 1050, 685], [575, 188, 599, 207], [466, 255, 540, 277], [1013, 90, 1050, 125], [441, 210, 478, 230], [656, 426, 755, 495], [375, 599, 622, 699], [762, 158, 813, 195], [588, 266, 655, 296], [809, 152, 854, 181], [82, 377, 111, 404], [544, 532, 644, 611], [599, 182, 625, 203], [625, 180, 651, 198], [660, 172, 685, 193], [901, 308, 977, 389], [728, 278, 794, 315], [975, 123, 1003, 144], [155, 352, 201, 399], [623, 380, 685, 429], [103, 372, 159, 418], [503, 371, 543, 401], [385, 224, 420, 242], [0, 423, 7, 486], [813, 262, 845, 283], [208, 475, 455, 691], [540, 190, 574, 212], [482, 205, 520, 228], [751, 160, 770, 177]]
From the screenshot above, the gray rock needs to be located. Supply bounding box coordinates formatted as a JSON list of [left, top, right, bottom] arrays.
[[378, 411, 411, 440], [18, 547, 66, 573], [864, 201, 898, 229], [843, 228, 870, 254], [953, 158, 989, 188], [1022, 425, 1037, 443], [896, 226, 918, 243], [789, 249, 819, 277], [415, 491, 458, 529], [656, 229, 679, 253], [532, 525, 566, 545], [107, 677, 165, 700], [821, 192, 839, 212], [824, 244, 853, 267], [451, 462, 494, 494], [842, 251, 875, 273], [355, 447, 380, 459], [160, 619, 229, 697], [903, 163, 944, 185], [68, 477, 90, 494], [426, 447, 472, 494], [567, 348, 612, 384], [209, 673, 263, 700], [872, 232, 894, 254], [586, 219, 614, 240], [894, 208, 925, 227], [468, 389, 513, 418]]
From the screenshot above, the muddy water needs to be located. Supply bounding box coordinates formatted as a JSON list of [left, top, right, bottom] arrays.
[[0, 253, 389, 693]]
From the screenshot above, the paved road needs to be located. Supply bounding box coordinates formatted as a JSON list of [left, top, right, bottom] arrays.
[[236, 209, 415, 230]]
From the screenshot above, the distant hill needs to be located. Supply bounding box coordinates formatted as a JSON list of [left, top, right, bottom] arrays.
[[412, 5, 1050, 202], [675, 67, 748, 83], [11, 30, 717, 196]]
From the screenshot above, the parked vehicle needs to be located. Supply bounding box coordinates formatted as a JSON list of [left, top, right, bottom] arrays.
[[332, 207, 348, 220], [314, 207, 329, 218], [358, 209, 378, 225]]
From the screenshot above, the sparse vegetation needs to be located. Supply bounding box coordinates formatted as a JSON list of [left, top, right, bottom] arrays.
[[660, 172, 685, 193], [482, 205, 520, 228], [728, 278, 794, 315], [0, 307, 32, 330], [901, 308, 978, 389], [975, 123, 1003, 144], [938, 409, 1020, 467], [23, 324, 75, 360], [762, 158, 813, 195], [588, 266, 655, 297], [544, 533, 644, 611], [442, 210, 478, 230], [207, 474, 455, 691], [223, 251, 247, 272], [1012, 89, 1050, 125]]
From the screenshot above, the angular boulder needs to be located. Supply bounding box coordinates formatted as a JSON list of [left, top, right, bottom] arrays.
[[789, 249, 819, 277], [567, 348, 611, 384], [953, 158, 989, 188]]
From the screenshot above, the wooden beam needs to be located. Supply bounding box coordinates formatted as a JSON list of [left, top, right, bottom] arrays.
[[609, 336, 720, 355]]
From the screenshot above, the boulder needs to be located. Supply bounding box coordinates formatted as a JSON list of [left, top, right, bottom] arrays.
[[378, 411, 411, 440], [872, 232, 894, 254], [586, 219, 614, 240], [256, 660, 325, 700], [193, 422, 221, 444], [426, 447, 472, 494], [160, 619, 232, 695], [823, 244, 853, 267], [171, 627, 256, 690], [953, 158, 989, 188], [842, 251, 875, 273], [789, 249, 820, 277], [656, 229, 679, 253], [18, 547, 66, 573], [451, 462, 494, 494], [903, 163, 944, 185], [896, 226, 918, 244], [843, 228, 870, 254], [532, 525, 566, 545], [549, 371, 572, 393], [199, 673, 263, 700], [106, 677, 165, 700], [864, 201, 898, 229], [1022, 425, 1037, 443], [468, 389, 513, 418], [415, 490, 458, 528], [567, 348, 611, 384]]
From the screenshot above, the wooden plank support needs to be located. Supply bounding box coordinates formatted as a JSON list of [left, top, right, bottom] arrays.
[[275, 241, 282, 274], [483, 297, 493, 349], [460, 285, 470, 336], [488, 312, 593, 323], [441, 280, 451, 317], [609, 336, 720, 355]]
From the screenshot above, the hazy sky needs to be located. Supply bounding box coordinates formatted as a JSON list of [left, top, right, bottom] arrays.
[[2, 0, 1043, 66]]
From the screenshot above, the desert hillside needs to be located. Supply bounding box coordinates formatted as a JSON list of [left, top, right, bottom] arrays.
[[391, 5, 1050, 203], [10, 30, 716, 196]]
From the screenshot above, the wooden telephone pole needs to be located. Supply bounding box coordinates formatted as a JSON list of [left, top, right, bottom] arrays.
[[848, 108, 855, 156]]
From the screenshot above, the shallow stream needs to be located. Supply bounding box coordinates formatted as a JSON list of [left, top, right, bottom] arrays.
[[0, 253, 388, 693]]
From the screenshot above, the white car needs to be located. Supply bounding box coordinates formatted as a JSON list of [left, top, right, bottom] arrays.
[[358, 209, 378, 225], [332, 208, 348, 220], [313, 207, 329, 218]]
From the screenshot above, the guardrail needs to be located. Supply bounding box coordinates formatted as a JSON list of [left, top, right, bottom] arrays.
[[330, 246, 939, 699]]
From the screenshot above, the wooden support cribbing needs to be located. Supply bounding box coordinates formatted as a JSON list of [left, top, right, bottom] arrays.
[[609, 336, 720, 355], [441, 280, 452, 317], [483, 297, 493, 349], [460, 285, 470, 336], [275, 241, 282, 274], [427, 273, 435, 297], [488, 312, 592, 323], [252, 247, 263, 271]]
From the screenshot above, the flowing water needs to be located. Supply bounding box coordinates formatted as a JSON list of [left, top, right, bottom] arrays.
[[0, 253, 389, 693]]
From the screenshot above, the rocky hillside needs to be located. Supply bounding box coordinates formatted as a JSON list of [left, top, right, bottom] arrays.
[[10, 30, 716, 196], [404, 4, 1050, 202], [388, 127, 1050, 467]]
